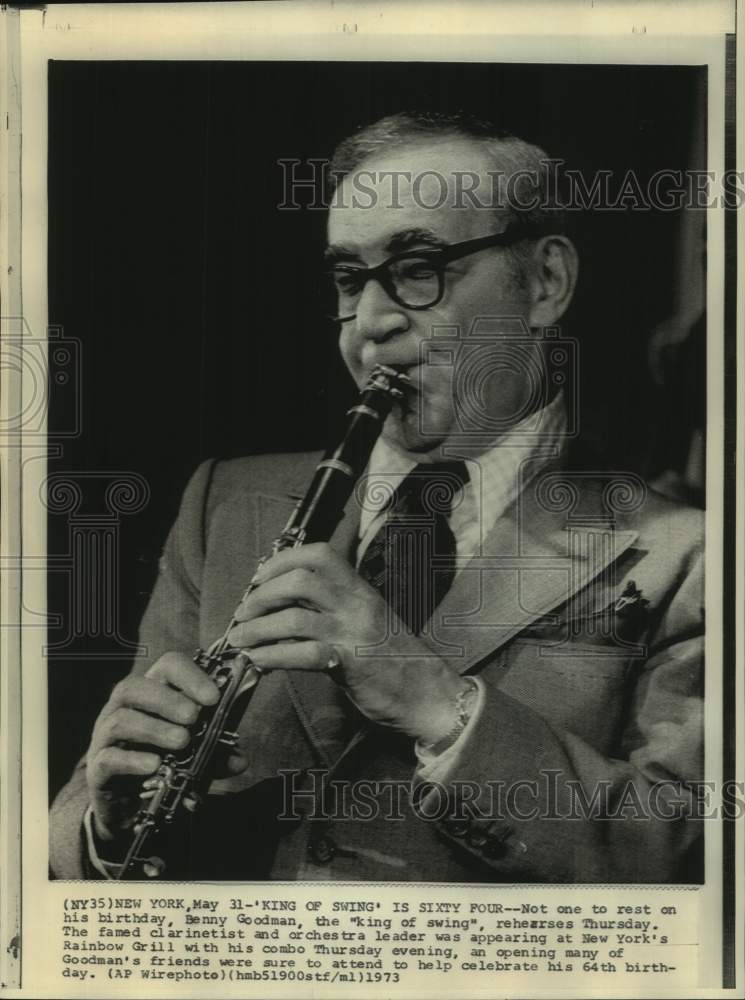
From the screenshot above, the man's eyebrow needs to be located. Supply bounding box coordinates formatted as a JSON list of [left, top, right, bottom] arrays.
[[324, 228, 448, 265], [385, 228, 448, 254], [324, 243, 361, 264]]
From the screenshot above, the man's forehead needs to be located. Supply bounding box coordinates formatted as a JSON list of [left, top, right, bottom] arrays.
[[326, 202, 491, 258], [327, 139, 498, 252]]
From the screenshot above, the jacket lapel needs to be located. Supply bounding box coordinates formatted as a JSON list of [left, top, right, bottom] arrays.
[[420, 476, 638, 674]]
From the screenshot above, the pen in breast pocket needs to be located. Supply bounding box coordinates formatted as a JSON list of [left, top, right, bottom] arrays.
[[614, 580, 647, 612]]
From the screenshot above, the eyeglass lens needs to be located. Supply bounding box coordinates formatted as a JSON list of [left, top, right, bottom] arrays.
[[328, 255, 443, 319]]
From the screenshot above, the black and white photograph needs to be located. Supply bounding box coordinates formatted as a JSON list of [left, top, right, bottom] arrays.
[[46, 58, 714, 886], [0, 2, 740, 997]]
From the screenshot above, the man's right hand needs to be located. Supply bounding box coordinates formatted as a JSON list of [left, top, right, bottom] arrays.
[[85, 651, 245, 842]]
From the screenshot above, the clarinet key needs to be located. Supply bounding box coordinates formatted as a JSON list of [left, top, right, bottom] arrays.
[[143, 856, 166, 878], [183, 790, 203, 812]]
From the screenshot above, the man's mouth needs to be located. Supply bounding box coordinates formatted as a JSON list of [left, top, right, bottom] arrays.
[[392, 370, 424, 423]]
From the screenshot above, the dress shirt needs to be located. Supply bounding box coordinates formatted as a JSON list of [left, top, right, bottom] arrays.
[[357, 391, 567, 568]]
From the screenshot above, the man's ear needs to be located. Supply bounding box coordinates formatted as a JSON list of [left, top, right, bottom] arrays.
[[527, 236, 579, 327]]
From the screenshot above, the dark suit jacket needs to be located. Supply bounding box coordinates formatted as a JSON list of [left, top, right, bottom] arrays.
[[50, 451, 704, 882]]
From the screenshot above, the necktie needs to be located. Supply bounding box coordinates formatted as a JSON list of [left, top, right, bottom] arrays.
[[306, 461, 468, 867], [358, 461, 468, 635]]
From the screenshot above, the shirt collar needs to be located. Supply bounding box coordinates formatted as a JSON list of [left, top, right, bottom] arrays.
[[361, 391, 567, 537]]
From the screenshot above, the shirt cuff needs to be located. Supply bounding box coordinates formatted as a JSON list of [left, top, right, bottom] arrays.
[[83, 806, 121, 880], [413, 676, 485, 787]]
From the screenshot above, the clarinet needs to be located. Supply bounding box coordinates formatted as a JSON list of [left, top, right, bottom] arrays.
[[113, 364, 409, 879]]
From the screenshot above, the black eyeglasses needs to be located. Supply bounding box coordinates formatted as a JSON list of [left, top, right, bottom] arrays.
[[324, 225, 529, 322]]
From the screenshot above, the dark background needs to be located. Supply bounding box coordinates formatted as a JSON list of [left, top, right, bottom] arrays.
[[47, 60, 705, 796]]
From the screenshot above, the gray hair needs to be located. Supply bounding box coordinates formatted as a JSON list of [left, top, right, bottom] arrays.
[[329, 110, 565, 238]]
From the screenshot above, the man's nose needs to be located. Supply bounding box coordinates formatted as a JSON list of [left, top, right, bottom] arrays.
[[354, 277, 409, 343]]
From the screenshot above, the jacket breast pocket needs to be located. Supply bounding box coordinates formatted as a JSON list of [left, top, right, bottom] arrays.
[[493, 620, 641, 756], [517, 590, 650, 655]]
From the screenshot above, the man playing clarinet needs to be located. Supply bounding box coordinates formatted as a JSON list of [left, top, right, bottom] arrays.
[[51, 111, 704, 883]]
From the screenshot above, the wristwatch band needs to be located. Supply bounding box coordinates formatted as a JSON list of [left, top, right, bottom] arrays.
[[421, 677, 479, 756]]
